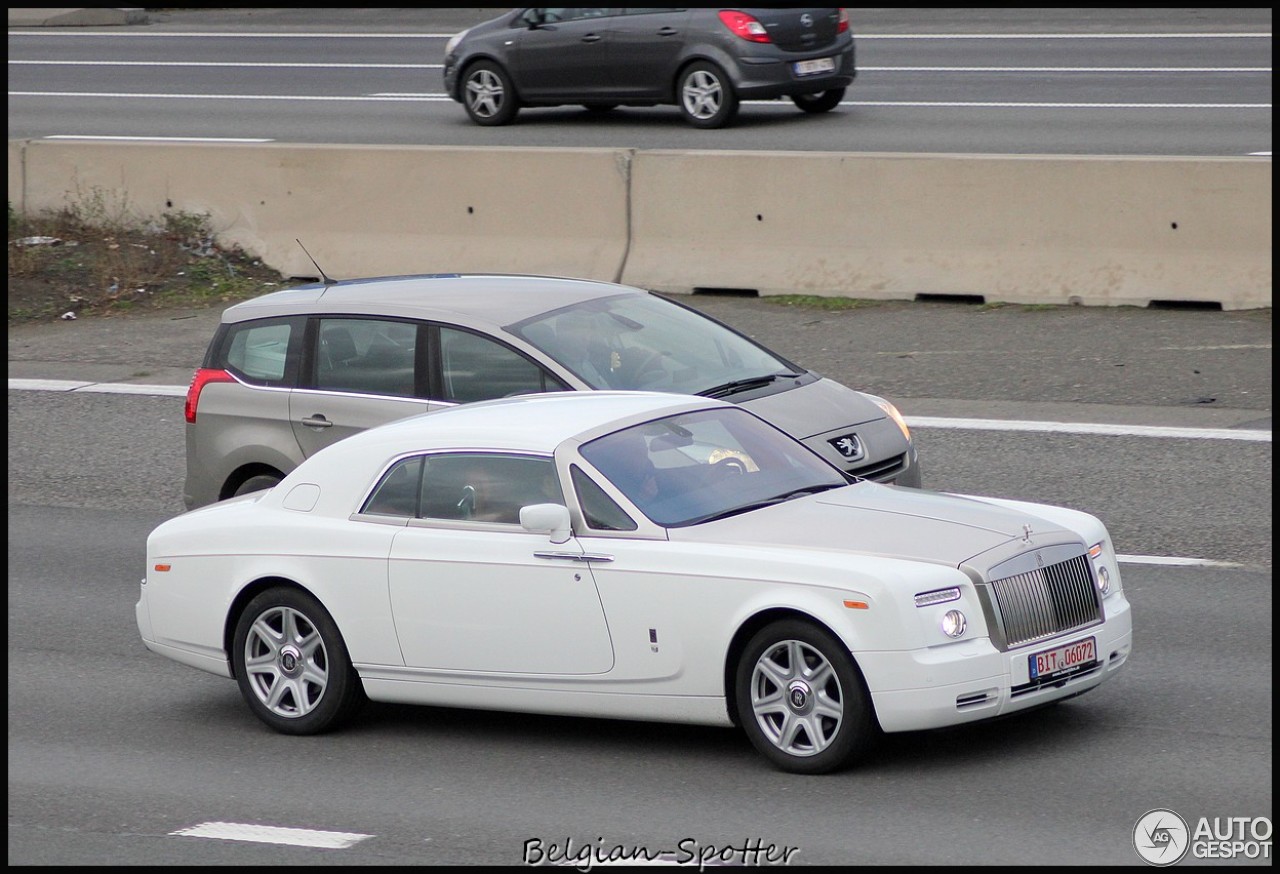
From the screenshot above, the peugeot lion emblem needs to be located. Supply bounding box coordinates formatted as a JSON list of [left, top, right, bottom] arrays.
[[828, 433, 864, 461]]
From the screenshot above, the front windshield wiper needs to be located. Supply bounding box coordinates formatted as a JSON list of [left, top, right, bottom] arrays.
[[696, 372, 799, 399], [688, 483, 844, 525]]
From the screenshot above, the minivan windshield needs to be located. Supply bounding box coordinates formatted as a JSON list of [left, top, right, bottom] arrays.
[[508, 294, 800, 395]]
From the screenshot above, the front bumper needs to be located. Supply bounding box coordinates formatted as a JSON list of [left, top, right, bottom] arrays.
[[858, 594, 1133, 733]]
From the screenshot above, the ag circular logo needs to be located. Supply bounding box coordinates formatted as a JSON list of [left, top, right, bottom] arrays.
[[1134, 809, 1190, 866]]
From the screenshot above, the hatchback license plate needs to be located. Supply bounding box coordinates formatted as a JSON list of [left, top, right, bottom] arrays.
[[794, 57, 836, 77], [1029, 637, 1096, 680]]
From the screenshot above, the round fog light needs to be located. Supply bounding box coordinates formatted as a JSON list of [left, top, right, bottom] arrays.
[[1096, 565, 1111, 595], [941, 609, 967, 638]]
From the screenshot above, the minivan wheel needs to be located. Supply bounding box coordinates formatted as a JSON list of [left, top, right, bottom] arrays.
[[678, 61, 738, 129], [462, 60, 520, 126], [735, 619, 876, 774], [234, 473, 282, 497], [232, 587, 365, 735], [791, 88, 846, 114]]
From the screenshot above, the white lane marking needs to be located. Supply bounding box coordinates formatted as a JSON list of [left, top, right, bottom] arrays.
[[856, 33, 1272, 40], [8, 31, 1272, 39], [171, 821, 371, 849], [10, 61, 1272, 73], [1117, 554, 1242, 567], [10, 60, 438, 68], [9, 379, 188, 396], [6, 91, 1272, 110], [45, 134, 272, 142], [905, 416, 1271, 442], [8, 379, 1269, 441]]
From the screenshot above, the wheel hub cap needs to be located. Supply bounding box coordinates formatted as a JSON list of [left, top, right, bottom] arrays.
[[278, 644, 303, 678], [788, 680, 813, 714]]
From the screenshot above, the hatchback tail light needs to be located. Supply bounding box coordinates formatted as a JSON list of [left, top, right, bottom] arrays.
[[185, 368, 235, 423], [718, 10, 771, 43], [837, 8, 849, 34]]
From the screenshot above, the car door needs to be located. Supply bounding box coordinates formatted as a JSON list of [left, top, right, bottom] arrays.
[[289, 316, 438, 459], [608, 8, 693, 99], [509, 8, 620, 99], [384, 452, 615, 674]]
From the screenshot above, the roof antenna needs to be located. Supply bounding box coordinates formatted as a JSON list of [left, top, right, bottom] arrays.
[[296, 239, 338, 287]]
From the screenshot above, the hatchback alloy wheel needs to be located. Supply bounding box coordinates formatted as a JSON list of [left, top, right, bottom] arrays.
[[463, 60, 519, 126], [678, 62, 738, 129]]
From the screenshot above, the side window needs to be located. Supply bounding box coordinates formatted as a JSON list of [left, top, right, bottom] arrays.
[[439, 327, 567, 403], [363, 455, 424, 517], [418, 453, 560, 524], [220, 318, 297, 385], [572, 464, 637, 532], [539, 8, 616, 23], [315, 318, 418, 398]]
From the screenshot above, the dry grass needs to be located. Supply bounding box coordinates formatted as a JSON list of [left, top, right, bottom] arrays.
[[8, 186, 296, 323]]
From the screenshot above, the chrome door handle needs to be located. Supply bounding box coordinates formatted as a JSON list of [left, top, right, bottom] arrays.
[[534, 551, 614, 563]]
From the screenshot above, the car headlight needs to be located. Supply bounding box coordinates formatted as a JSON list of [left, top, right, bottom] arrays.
[[870, 394, 911, 443], [445, 29, 469, 56], [940, 610, 967, 638], [1088, 541, 1120, 595]]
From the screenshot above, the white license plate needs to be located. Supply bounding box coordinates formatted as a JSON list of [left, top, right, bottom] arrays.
[[793, 57, 836, 77], [1028, 637, 1097, 680]]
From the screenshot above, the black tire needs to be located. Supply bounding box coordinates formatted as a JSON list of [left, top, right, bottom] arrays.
[[735, 619, 876, 774], [461, 60, 520, 126], [677, 61, 738, 129], [233, 473, 282, 497], [791, 88, 846, 114], [232, 587, 366, 735]]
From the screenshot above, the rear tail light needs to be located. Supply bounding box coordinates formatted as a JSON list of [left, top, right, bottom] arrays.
[[837, 8, 849, 34], [718, 10, 771, 43], [185, 368, 235, 423]]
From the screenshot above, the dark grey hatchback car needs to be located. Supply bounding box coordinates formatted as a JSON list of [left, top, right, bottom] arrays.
[[442, 7, 855, 128]]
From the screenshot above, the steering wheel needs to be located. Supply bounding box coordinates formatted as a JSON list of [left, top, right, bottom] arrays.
[[712, 457, 748, 477]]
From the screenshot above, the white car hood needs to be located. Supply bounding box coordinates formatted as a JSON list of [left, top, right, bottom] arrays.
[[669, 482, 1076, 568]]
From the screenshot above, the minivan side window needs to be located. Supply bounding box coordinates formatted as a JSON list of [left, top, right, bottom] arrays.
[[219, 318, 300, 386], [438, 327, 568, 403], [315, 317, 419, 398]]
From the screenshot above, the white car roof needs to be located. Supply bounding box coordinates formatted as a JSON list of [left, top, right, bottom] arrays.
[[314, 391, 724, 461], [222, 273, 641, 326]]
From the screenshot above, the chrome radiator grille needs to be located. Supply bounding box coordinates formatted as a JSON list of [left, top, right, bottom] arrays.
[[989, 553, 1102, 648]]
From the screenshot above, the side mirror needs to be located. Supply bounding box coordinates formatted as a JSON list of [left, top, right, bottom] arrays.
[[520, 503, 572, 544]]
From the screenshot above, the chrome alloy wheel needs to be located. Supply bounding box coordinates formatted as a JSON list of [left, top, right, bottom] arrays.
[[242, 604, 330, 719], [748, 638, 845, 757], [680, 69, 724, 121], [465, 68, 506, 120]]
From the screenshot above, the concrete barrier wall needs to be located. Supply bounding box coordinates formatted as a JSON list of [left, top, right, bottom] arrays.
[[8, 140, 1271, 308], [8, 140, 633, 282], [622, 150, 1271, 309]]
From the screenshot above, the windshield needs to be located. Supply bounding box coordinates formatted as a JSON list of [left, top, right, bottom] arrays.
[[509, 294, 799, 393], [580, 407, 848, 528]]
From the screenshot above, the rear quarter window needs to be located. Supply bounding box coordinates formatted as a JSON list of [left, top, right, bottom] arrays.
[[214, 317, 303, 386]]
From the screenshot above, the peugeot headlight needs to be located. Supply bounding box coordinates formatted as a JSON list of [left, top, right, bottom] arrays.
[[869, 394, 911, 442]]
